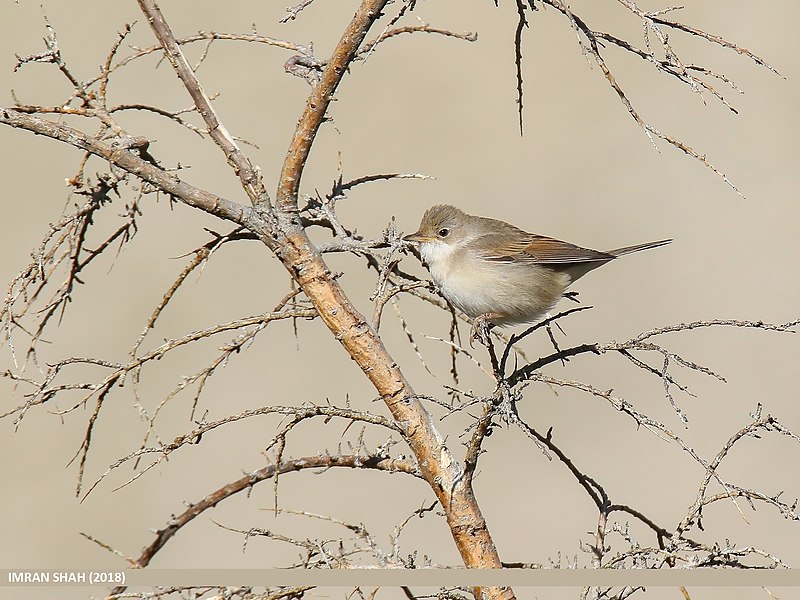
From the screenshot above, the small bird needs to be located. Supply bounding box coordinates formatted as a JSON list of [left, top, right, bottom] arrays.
[[403, 204, 671, 344]]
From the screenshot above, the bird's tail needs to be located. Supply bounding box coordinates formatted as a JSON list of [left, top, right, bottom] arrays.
[[606, 239, 672, 257]]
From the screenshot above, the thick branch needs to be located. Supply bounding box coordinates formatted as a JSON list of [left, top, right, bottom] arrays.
[[265, 0, 513, 595], [0, 108, 250, 224], [269, 202, 511, 588], [275, 0, 386, 211]]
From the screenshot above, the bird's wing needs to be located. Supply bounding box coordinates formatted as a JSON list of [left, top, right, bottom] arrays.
[[477, 232, 614, 265]]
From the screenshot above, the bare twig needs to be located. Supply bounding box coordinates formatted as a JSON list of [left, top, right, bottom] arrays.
[[0, 109, 249, 222], [281, 0, 317, 23], [137, 0, 270, 207], [507, 0, 784, 196], [358, 24, 477, 57], [107, 453, 418, 597]]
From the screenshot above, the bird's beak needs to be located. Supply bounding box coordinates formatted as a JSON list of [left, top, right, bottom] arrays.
[[403, 232, 430, 243]]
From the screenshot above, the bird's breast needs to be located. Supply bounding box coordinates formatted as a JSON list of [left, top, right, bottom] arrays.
[[421, 242, 571, 323]]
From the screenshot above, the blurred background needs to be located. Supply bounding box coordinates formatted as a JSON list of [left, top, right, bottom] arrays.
[[1, 1, 798, 599]]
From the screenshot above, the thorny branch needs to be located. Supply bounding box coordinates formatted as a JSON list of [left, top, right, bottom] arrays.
[[137, 0, 270, 207], [86, 402, 401, 497], [448, 311, 800, 592], [263, 1, 513, 596], [2, 3, 509, 598], [1, 3, 798, 600], [511, 1, 781, 196], [102, 452, 419, 597], [216, 502, 442, 570]]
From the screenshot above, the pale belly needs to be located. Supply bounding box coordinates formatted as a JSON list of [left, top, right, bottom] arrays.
[[427, 251, 571, 325]]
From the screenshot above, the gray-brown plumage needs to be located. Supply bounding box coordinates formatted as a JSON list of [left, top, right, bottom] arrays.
[[404, 204, 670, 327]]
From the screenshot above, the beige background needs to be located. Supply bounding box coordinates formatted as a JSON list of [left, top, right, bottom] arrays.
[[1, 1, 799, 599]]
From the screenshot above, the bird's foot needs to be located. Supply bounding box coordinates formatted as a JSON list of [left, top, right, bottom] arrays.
[[470, 314, 497, 348], [564, 291, 580, 303]]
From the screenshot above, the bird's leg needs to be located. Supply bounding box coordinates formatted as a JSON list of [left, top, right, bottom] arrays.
[[564, 290, 580, 303], [470, 313, 499, 348]]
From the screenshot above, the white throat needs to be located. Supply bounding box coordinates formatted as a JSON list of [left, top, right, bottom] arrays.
[[419, 240, 457, 269], [419, 240, 462, 287]]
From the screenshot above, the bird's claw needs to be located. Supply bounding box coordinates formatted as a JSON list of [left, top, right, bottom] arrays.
[[470, 315, 494, 348]]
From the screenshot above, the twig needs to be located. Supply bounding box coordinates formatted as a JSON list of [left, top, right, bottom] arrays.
[[358, 24, 477, 57], [136, 0, 270, 207], [281, 0, 317, 23], [0, 109, 249, 222], [107, 453, 419, 597]]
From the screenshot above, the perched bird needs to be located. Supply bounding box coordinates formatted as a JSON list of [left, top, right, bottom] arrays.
[[403, 204, 670, 344]]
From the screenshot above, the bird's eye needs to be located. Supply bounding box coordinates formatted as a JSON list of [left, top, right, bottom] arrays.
[[437, 228, 450, 238]]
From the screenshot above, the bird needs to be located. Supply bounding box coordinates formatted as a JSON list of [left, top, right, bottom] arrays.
[[403, 204, 671, 344]]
